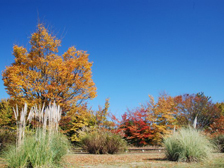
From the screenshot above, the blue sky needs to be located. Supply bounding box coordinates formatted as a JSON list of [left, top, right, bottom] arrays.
[[0, 0, 224, 117]]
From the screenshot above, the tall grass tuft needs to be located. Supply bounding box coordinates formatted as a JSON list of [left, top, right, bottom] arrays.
[[4, 130, 69, 168], [81, 129, 127, 154], [163, 127, 214, 162], [4, 102, 70, 168]]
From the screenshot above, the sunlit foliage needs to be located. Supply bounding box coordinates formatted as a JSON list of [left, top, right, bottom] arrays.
[[120, 108, 153, 146], [149, 94, 177, 145], [95, 98, 115, 130], [65, 103, 95, 142], [0, 99, 15, 129], [2, 24, 96, 113], [174, 92, 221, 129]]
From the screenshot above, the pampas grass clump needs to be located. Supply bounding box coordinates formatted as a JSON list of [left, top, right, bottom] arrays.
[[164, 127, 214, 162], [3, 102, 70, 168], [4, 130, 69, 168]]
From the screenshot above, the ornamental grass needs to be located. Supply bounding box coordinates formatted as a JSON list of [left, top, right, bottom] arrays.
[[163, 127, 215, 162]]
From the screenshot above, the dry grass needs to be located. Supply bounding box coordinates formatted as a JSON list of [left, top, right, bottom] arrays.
[[63, 153, 166, 167], [1, 152, 224, 167], [62, 152, 224, 168], [0, 157, 7, 168]]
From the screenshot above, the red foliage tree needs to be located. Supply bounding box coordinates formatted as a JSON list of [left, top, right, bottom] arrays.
[[120, 108, 153, 146], [209, 116, 224, 136]]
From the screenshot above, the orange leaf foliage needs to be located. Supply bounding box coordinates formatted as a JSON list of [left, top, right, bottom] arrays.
[[209, 116, 224, 136], [2, 24, 97, 113], [146, 93, 177, 145], [174, 93, 221, 129]]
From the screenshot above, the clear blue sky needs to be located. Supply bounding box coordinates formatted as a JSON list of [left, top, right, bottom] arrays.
[[0, 0, 224, 118]]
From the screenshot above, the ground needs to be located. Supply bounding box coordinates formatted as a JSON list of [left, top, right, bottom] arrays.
[[62, 152, 224, 168], [1, 151, 224, 167]]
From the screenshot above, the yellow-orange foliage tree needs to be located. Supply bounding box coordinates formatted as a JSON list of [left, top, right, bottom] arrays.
[[65, 103, 96, 142], [0, 99, 15, 129], [95, 98, 114, 129], [2, 24, 96, 114], [146, 94, 177, 145], [65, 98, 115, 142]]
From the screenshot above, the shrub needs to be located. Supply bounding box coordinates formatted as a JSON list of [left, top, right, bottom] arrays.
[[81, 129, 127, 154], [3, 129, 70, 168], [212, 134, 224, 153], [0, 128, 16, 153], [163, 127, 214, 162]]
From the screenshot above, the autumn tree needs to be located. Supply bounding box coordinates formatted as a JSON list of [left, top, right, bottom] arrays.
[[2, 24, 96, 113], [209, 116, 224, 135], [216, 102, 224, 116], [94, 98, 115, 129], [0, 99, 15, 129], [174, 92, 221, 129], [145, 94, 177, 145], [61, 98, 115, 143], [206, 102, 224, 135], [120, 108, 153, 146], [118, 94, 177, 146], [64, 103, 96, 142]]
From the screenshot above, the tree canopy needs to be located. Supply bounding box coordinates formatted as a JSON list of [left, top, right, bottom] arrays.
[[174, 92, 221, 129], [2, 24, 97, 113]]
